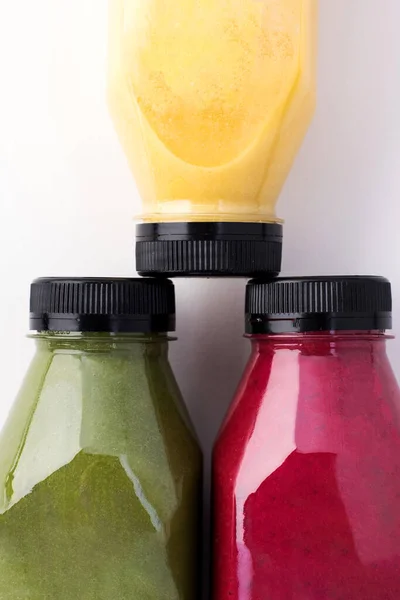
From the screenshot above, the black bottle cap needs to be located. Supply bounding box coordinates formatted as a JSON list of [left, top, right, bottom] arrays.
[[30, 278, 176, 333], [135, 222, 283, 277], [245, 276, 392, 334]]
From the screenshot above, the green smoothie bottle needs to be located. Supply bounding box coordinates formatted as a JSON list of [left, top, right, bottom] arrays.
[[0, 278, 202, 599]]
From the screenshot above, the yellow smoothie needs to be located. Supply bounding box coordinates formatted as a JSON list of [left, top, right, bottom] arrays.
[[108, 0, 317, 223]]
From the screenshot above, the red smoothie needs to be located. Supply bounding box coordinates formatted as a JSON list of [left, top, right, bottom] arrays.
[[213, 277, 400, 600]]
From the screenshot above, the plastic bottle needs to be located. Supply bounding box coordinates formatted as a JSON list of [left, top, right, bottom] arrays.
[[108, 0, 317, 276], [0, 278, 202, 599], [213, 276, 400, 599]]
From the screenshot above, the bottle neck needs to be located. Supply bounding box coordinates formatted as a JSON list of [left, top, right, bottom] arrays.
[[248, 331, 391, 356], [30, 331, 174, 357]]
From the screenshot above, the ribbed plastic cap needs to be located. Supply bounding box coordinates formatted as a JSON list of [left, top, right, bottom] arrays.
[[30, 278, 176, 333], [246, 276, 392, 334], [136, 222, 283, 277]]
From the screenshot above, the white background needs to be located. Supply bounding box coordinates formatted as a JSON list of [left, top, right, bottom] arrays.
[[1, 0, 400, 546]]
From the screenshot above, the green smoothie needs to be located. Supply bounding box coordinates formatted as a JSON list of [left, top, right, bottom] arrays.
[[0, 279, 202, 599]]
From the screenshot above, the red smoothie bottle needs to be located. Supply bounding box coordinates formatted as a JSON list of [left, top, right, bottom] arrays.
[[213, 276, 400, 600]]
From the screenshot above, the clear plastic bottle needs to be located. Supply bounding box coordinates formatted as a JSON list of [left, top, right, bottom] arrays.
[[108, 0, 317, 276], [213, 277, 400, 599], [0, 278, 202, 600]]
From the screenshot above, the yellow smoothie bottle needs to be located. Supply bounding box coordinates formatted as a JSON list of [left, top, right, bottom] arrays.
[[108, 0, 317, 276]]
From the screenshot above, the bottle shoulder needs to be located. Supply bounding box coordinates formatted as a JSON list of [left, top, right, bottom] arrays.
[[214, 344, 400, 490], [0, 349, 202, 517]]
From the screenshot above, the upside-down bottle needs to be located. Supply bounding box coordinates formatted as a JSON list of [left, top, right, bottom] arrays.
[[108, 0, 317, 276], [213, 276, 400, 599]]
